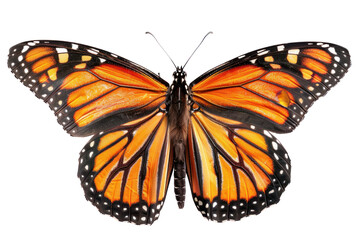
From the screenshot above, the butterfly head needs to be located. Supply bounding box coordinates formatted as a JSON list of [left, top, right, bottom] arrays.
[[173, 66, 187, 84]]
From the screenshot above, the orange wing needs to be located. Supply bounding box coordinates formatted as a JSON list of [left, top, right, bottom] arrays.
[[78, 109, 172, 225], [186, 109, 290, 221], [8, 40, 169, 136], [190, 42, 351, 133]]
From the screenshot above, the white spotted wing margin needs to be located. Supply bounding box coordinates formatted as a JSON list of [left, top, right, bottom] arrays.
[[77, 110, 172, 225], [186, 109, 290, 222]]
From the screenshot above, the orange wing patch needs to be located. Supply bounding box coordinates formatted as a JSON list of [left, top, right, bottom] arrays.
[[235, 128, 267, 151], [243, 81, 294, 108], [195, 112, 239, 163], [25, 47, 55, 62], [67, 81, 117, 108], [190, 115, 219, 201], [73, 90, 165, 128], [93, 137, 127, 172], [191, 65, 266, 91], [97, 130, 128, 151], [61, 71, 99, 89], [302, 57, 328, 74], [237, 170, 257, 200], [122, 158, 142, 204], [218, 155, 238, 201], [261, 72, 300, 88], [302, 48, 332, 63], [91, 64, 168, 91], [32, 56, 56, 73], [193, 87, 289, 125], [104, 171, 124, 202], [141, 117, 170, 204]]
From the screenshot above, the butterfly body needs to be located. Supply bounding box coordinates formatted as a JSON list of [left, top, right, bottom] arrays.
[[168, 66, 189, 208], [8, 40, 350, 225]]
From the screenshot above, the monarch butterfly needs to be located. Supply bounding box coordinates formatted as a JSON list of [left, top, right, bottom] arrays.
[[8, 36, 351, 225]]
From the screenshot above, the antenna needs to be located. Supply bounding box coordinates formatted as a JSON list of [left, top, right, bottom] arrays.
[[146, 32, 177, 69], [183, 31, 213, 69]]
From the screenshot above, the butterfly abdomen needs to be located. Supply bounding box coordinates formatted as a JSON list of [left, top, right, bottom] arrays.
[[169, 72, 189, 209], [173, 142, 186, 208]]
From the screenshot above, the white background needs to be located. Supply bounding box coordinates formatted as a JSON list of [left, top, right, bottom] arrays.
[[1, 0, 359, 239]]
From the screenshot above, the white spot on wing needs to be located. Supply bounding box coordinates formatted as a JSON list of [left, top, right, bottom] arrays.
[[257, 49, 269, 56], [277, 45, 285, 51], [288, 49, 300, 55], [87, 48, 99, 55], [72, 43, 79, 50], [328, 47, 337, 55], [264, 130, 272, 138], [272, 141, 278, 150], [56, 48, 68, 53], [21, 45, 29, 53]]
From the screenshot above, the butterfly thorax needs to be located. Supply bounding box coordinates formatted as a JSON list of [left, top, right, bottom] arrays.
[[168, 66, 189, 209]]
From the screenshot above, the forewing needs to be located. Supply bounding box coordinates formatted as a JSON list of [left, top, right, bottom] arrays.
[[78, 109, 172, 225], [190, 42, 351, 133], [186, 108, 290, 221], [8, 40, 169, 137]]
